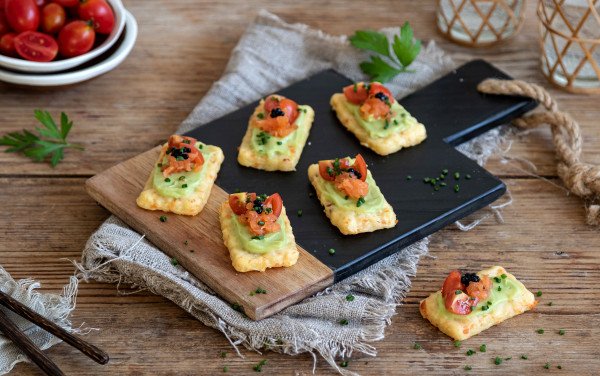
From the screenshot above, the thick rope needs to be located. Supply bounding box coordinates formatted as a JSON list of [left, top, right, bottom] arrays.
[[478, 79, 600, 225]]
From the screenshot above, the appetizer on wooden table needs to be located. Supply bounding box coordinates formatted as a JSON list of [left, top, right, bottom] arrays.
[[136, 135, 224, 216], [420, 266, 537, 341], [308, 154, 397, 235], [238, 95, 315, 171], [330, 82, 426, 155], [220, 192, 299, 272]]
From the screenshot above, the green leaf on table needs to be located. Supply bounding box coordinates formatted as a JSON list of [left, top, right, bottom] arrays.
[[0, 110, 83, 167], [392, 22, 422, 68], [359, 56, 402, 83], [349, 30, 391, 58]]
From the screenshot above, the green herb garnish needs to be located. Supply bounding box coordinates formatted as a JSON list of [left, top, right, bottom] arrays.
[[159, 215, 167, 222], [220, 351, 227, 358], [328, 248, 336, 255], [521, 355, 528, 360], [340, 361, 349, 367], [164, 178, 171, 182], [256, 131, 271, 145], [0, 110, 84, 167], [536, 290, 543, 297], [339, 319, 349, 326], [257, 112, 264, 119], [349, 22, 421, 82], [406, 175, 412, 180], [494, 357, 503, 365], [537, 328, 545, 334], [466, 349, 475, 356], [223, 366, 228, 372], [454, 184, 460, 192], [170, 257, 178, 266], [558, 329, 565, 335], [252, 235, 265, 240], [454, 340, 462, 348], [181, 184, 188, 188], [357, 196, 366, 207], [464, 365, 472, 371], [297, 209, 303, 217], [346, 294, 355, 301], [413, 342, 422, 350], [479, 344, 487, 352], [253, 359, 267, 372], [544, 363, 550, 369]]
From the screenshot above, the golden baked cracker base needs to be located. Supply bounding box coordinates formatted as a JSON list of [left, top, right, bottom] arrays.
[[307, 164, 397, 235], [330, 93, 426, 156], [237, 101, 315, 171], [219, 203, 299, 272], [419, 266, 538, 341], [136, 144, 224, 216]]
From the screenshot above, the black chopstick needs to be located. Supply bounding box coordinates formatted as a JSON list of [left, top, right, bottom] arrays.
[[0, 290, 109, 365], [0, 308, 65, 376]]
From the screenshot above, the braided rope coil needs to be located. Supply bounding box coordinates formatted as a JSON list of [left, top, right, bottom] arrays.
[[477, 79, 600, 225]]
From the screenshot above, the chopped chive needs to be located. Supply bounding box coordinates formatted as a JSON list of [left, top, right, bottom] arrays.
[[544, 363, 550, 369], [454, 184, 460, 192], [501, 274, 507, 279], [548, 302, 553, 306], [440, 182, 447, 187], [223, 366, 228, 372], [328, 248, 336, 255], [257, 112, 264, 119], [340, 361, 349, 367], [251, 235, 265, 240], [454, 172, 460, 179], [558, 329, 565, 335], [406, 175, 412, 180], [466, 174, 472, 179], [159, 215, 167, 222], [536, 290, 543, 297], [481, 305, 489, 311], [497, 286, 502, 291], [423, 177, 430, 183], [297, 209, 303, 217], [220, 351, 227, 358], [339, 319, 349, 325], [253, 359, 267, 372], [455, 290, 462, 295], [521, 355, 528, 360], [157, 163, 163, 167], [346, 294, 355, 302], [442, 169, 448, 174], [434, 186, 440, 191], [454, 340, 462, 348], [537, 328, 545, 334], [178, 175, 186, 181], [494, 277, 501, 283], [164, 178, 171, 182], [479, 344, 487, 352], [464, 365, 472, 371], [356, 197, 365, 207], [494, 357, 502, 365], [277, 141, 282, 145], [258, 220, 265, 226], [181, 183, 188, 188], [170, 257, 178, 266], [413, 342, 422, 350], [466, 349, 476, 356]]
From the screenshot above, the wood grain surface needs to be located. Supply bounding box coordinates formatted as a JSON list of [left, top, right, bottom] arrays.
[[1, 0, 599, 375], [85, 147, 333, 320]]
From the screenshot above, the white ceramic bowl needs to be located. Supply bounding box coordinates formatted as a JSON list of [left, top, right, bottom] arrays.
[[0, 10, 137, 86], [0, 0, 126, 73]]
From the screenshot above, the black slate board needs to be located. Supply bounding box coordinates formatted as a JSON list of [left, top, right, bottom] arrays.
[[187, 60, 536, 282]]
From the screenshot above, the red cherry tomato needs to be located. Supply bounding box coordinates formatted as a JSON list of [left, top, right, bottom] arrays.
[[318, 158, 350, 181], [0, 10, 10, 35], [0, 32, 17, 56], [352, 154, 368, 182], [78, 0, 114, 34], [14, 31, 57, 61], [228, 193, 256, 215], [41, 3, 65, 34], [51, 0, 78, 6], [264, 193, 282, 218], [58, 20, 95, 57], [263, 95, 279, 113], [343, 83, 369, 105], [368, 82, 394, 103], [5, 0, 40, 32], [441, 270, 473, 315], [263, 96, 299, 124]]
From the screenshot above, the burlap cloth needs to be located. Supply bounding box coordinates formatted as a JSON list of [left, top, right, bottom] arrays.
[[0, 269, 79, 375], [79, 10, 510, 375]]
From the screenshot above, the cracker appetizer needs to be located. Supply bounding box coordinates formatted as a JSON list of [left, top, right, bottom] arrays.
[[308, 154, 396, 235], [220, 192, 299, 272], [420, 266, 537, 341], [238, 95, 315, 171], [137, 135, 224, 216], [330, 82, 426, 156]]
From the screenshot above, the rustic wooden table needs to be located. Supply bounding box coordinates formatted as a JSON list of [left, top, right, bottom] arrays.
[[1, 1, 599, 375]]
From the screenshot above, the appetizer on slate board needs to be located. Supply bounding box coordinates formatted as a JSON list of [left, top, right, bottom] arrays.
[[308, 154, 397, 235], [420, 266, 537, 341], [238, 95, 315, 171], [330, 82, 426, 155], [220, 192, 299, 272], [137, 135, 224, 215]]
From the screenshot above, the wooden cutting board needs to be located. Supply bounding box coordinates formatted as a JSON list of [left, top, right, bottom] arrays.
[[86, 60, 536, 320]]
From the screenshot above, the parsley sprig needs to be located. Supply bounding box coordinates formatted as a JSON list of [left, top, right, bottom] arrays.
[[0, 110, 84, 167], [350, 22, 422, 83]]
